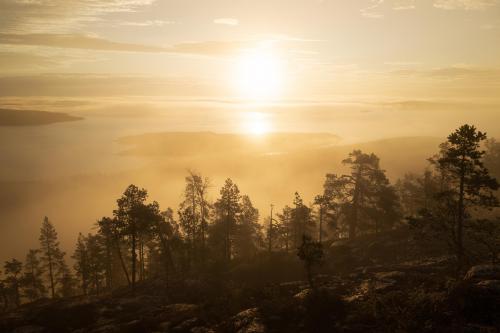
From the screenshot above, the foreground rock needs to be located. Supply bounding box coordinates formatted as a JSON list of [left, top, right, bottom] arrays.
[[227, 308, 266, 333], [465, 265, 500, 281]]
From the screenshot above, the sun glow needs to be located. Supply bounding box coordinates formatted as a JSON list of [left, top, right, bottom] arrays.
[[242, 111, 272, 136], [234, 45, 284, 101]]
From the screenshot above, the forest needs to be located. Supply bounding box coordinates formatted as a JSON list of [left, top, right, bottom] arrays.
[[1, 124, 500, 333]]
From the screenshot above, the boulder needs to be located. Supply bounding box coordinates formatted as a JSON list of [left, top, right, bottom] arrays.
[[293, 289, 311, 301], [475, 280, 500, 294], [374, 271, 406, 281], [232, 308, 266, 333], [465, 265, 500, 281]]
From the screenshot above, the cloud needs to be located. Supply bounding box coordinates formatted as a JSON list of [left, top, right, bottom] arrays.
[[0, 52, 57, 72], [361, 0, 385, 18], [119, 20, 176, 27], [0, 74, 218, 97], [392, 65, 500, 83], [0, 33, 313, 57], [0, 0, 156, 33], [393, 0, 416, 10], [213, 18, 240, 26], [170, 40, 248, 55], [0, 33, 250, 56], [433, 0, 498, 10], [0, 33, 165, 52]]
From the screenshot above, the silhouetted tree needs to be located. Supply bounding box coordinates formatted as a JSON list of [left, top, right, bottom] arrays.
[[234, 195, 262, 259], [370, 183, 402, 234], [73, 233, 90, 295], [3, 259, 22, 307], [57, 261, 77, 297], [0, 279, 8, 311], [468, 218, 500, 264], [21, 249, 45, 301], [275, 205, 293, 252], [213, 178, 241, 263], [86, 233, 106, 295], [147, 203, 176, 283], [341, 150, 389, 238], [396, 170, 438, 217], [297, 235, 324, 289], [178, 171, 211, 269], [431, 124, 499, 270], [265, 204, 280, 252], [113, 184, 150, 292], [39, 217, 66, 298], [97, 216, 125, 289], [485, 138, 500, 179], [290, 192, 315, 248], [314, 194, 330, 242]]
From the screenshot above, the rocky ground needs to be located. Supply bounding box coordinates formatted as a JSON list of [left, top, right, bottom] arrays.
[[2, 230, 499, 333]]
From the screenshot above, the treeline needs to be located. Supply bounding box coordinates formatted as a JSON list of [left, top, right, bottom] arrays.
[[1, 124, 499, 309]]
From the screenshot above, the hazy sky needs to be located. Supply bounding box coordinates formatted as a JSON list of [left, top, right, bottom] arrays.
[[1, 0, 499, 104], [1, 0, 500, 262]]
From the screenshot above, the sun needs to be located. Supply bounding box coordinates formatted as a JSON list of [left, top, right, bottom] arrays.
[[242, 111, 272, 136], [234, 45, 284, 101]]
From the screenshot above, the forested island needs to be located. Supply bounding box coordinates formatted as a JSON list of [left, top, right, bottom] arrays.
[[1, 124, 499, 333]]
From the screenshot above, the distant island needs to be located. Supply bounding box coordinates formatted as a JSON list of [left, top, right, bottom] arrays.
[[0, 108, 83, 126]]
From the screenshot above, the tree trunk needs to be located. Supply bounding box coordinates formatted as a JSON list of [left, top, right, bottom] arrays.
[[269, 205, 273, 252], [105, 238, 112, 290], [351, 186, 360, 239], [47, 246, 55, 299], [457, 159, 466, 272], [131, 232, 137, 292], [318, 205, 323, 243], [114, 236, 130, 285]]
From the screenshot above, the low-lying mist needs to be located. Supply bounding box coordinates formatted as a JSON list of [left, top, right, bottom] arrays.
[[1, 100, 498, 263]]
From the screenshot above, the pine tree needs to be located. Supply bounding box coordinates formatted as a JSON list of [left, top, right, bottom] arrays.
[[72, 233, 90, 295], [21, 249, 45, 301], [97, 216, 124, 289], [113, 185, 151, 291], [297, 235, 324, 289], [213, 178, 241, 263], [3, 259, 22, 307], [276, 206, 293, 252], [39, 216, 66, 298], [290, 192, 314, 248], [178, 171, 211, 268], [432, 125, 499, 270], [234, 195, 262, 259], [86, 233, 106, 295]]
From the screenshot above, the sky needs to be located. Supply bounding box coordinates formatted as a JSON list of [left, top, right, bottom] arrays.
[[1, 0, 500, 262], [1, 0, 499, 105]]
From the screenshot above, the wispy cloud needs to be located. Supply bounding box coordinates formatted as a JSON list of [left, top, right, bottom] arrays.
[[0, 74, 218, 97], [0, 33, 253, 56], [0, 0, 156, 33], [0, 33, 165, 53], [0, 52, 57, 72], [393, 0, 415, 10], [433, 0, 498, 10], [213, 18, 240, 26], [119, 20, 176, 27], [0, 33, 319, 57], [361, 0, 385, 18], [392, 65, 500, 82]]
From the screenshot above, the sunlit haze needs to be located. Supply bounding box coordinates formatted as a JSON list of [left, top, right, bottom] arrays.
[[0, 3, 500, 325]]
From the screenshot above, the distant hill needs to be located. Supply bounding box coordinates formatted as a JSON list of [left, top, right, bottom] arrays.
[[0, 133, 445, 264], [0, 108, 83, 126]]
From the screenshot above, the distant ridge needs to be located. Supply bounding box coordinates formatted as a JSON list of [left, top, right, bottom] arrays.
[[0, 108, 83, 126]]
